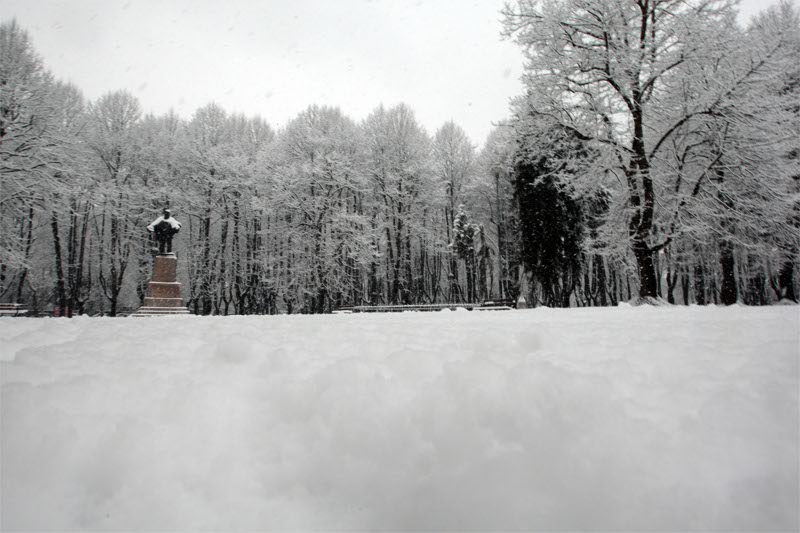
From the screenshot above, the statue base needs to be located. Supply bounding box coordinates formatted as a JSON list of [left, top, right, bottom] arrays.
[[133, 253, 190, 316]]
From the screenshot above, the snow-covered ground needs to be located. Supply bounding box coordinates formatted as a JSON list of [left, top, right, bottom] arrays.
[[1, 306, 798, 531]]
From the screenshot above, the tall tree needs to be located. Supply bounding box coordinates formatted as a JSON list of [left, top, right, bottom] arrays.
[[433, 122, 476, 301], [47, 81, 91, 316], [86, 90, 144, 315], [503, 0, 752, 298], [476, 125, 521, 301], [451, 204, 479, 302], [0, 20, 57, 301], [181, 102, 232, 314], [513, 127, 586, 307], [266, 105, 370, 313], [362, 104, 436, 305], [654, 0, 800, 304]]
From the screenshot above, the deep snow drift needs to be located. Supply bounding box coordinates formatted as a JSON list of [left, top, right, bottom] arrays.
[[1, 306, 798, 531]]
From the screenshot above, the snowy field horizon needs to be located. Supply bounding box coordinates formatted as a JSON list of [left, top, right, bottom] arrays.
[[1, 306, 798, 531]]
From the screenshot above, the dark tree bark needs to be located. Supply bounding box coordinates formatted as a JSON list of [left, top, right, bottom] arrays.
[[694, 259, 707, 306], [666, 266, 679, 305], [627, 95, 659, 299], [719, 239, 738, 305], [680, 265, 689, 305], [778, 259, 797, 302], [51, 211, 68, 314], [15, 208, 35, 303]]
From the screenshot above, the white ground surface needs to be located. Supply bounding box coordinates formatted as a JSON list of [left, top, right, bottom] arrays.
[[1, 306, 798, 531]]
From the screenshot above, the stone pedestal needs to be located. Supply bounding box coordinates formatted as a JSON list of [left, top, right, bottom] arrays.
[[133, 253, 190, 316]]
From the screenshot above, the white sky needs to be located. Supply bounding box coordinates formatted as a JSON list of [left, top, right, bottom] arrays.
[[1, 0, 776, 146]]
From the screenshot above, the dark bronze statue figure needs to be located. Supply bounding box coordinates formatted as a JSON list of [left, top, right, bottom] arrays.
[[147, 208, 182, 254]]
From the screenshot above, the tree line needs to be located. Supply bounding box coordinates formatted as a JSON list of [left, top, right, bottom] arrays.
[[502, 0, 799, 306], [1, 1, 797, 316]]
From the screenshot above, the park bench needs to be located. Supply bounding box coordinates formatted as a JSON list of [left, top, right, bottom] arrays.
[[479, 298, 517, 310], [351, 303, 475, 312], [0, 303, 28, 316], [342, 301, 516, 313]]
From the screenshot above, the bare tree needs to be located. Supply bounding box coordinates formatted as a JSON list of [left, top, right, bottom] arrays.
[[86, 90, 144, 315]]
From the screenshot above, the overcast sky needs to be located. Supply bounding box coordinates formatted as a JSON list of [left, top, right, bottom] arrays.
[[1, 0, 776, 146]]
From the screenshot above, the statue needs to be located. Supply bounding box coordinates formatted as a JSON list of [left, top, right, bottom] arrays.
[[147, 208, 182, 254], [135, 207, 189, 316]]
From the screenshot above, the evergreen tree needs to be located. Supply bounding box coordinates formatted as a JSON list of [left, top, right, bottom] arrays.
[[451, 205, 478, 302], [514, 157, 583, 308]]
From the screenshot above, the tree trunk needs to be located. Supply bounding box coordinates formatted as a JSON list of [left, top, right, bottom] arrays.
[[596, 255, 607, 306], [51, 212, 68, 314], [201, 209, 212, 315], [404, 224, 413, 304], [385, 225, 397, 304], [666, 264, 678, 305], [216, 213, 229, 315], [694, 259, 706, 305], [719, 239, 738, 305], [628, 94, 658, 299], [16, 208, 35, 302], [77, 202, 92, 311], [633, 240, 658, 299], [232, 197, 243, 313], [681, 266, 690, 305], [109, 214, 120, 316], [778, 259, 797, 302], [67, 200, 91, 315]]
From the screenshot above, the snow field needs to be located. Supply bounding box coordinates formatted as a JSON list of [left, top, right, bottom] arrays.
[[1, 306, 798, 530]]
